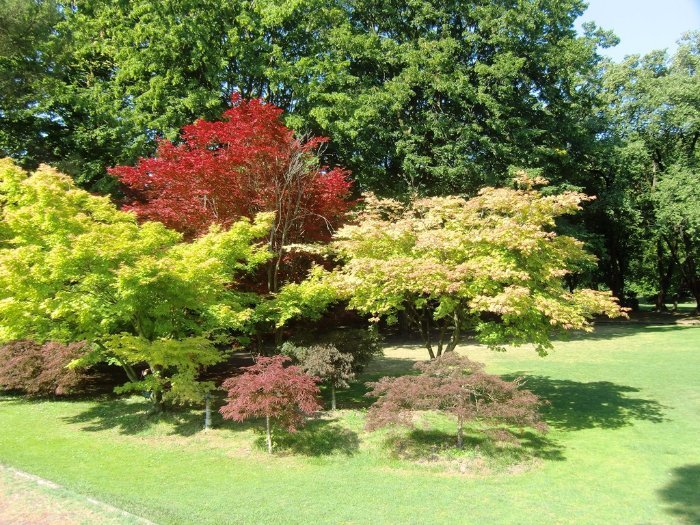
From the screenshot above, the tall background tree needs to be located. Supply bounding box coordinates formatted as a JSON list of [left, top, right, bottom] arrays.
[[594, 33, 700, 309], [2, 0, 614, 194]]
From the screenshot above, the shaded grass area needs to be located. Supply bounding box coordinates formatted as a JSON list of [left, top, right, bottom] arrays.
[[0, 324, 698, 524], [659, 464, 700, 524]]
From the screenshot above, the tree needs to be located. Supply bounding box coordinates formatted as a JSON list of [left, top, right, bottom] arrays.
[[111, 95, 352, 292], [365, 353, 547, 449], [220, 355, 321, 453], [322, 172, 625, 359], [0, 0, 64, 171], [600, 34, 700, 309], [654, 167, 700, 309], [283, 343, 355, 410], [0, 159, 273, 411], [0, 340, 90, 397], [2, 0, 615, 195]]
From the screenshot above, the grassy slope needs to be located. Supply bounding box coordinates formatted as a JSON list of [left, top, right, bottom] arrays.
[[0, 324, 698, 525]]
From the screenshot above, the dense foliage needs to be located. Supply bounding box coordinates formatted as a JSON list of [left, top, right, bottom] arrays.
[[0, 159, 272, 410], [220, 355, 321, 453], [1, 1, 696, 308], [321, 174, 625, 358], [365, 353, 547, 448], [283, 327, 383, 374], [1, 0, 612, 194], [112, 96, 352, 292], [0, 340, 90, 397], [594, 35, 700, 308]]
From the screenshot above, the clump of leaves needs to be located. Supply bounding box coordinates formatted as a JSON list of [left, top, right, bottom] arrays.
[[322, 174, 627, 359], [0, 159, 273, 412], [0, 340, 90, 397], [288, 327, 383, 373], [220, 355, 321, 453], [111, 95, 353, 292], [282, 343, 354, 410], [365, 353, 547, 449]]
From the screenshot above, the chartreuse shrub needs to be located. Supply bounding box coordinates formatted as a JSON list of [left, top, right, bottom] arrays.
[[0, 159, 273, 411]]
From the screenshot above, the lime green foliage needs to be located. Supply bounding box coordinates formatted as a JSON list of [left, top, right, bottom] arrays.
[[324, 174, 625, 358], [259, 266, 339, 328], [0, 325, 697, 524], [0, 159, 273, 406]]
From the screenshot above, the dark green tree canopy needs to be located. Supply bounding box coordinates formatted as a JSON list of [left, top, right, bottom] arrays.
[[1, 0, 615, 194]]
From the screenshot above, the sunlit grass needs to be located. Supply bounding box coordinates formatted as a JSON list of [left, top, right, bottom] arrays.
[[0, 324, 698, 524]]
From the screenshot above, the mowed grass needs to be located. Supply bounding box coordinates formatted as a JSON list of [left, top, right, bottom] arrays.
[[0, 324, 699, 524]]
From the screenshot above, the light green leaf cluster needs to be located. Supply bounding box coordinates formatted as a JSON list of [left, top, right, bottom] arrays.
[[0, 159, 273, 404], [257, 266, 338, 329], [322, 174, 625, 357]]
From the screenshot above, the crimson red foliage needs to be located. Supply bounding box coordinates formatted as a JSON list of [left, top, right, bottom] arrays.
[[111, 94, 352, 242], [220, 355, 321, 432], [0, 340, 90, 396]]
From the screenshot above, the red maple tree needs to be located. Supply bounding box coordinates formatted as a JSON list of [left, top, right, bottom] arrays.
[[111, 95, 352, 291], [220, 355, 321, 453]]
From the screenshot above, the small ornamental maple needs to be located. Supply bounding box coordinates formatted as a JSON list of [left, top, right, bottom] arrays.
[[0, 159, 273, 411], [220, 355, 321, 453], [365, 353, 547, 449], [283, 343, 355, 410], [111, 95, 353, 292]]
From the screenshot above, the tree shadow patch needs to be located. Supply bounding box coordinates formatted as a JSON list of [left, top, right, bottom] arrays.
[[62, 394, 249, 437], [658, 464, 700, 524], [254, 418, 360, 457], [384, 426, 564, 474], [503, 374, 668, 431]]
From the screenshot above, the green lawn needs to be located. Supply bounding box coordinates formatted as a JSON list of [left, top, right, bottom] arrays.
[[1, 324, 699, 524]]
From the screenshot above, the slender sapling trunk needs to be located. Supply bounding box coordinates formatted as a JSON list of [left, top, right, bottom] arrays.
[[204, 392, 211, 431], [265, 414, 273, 454]]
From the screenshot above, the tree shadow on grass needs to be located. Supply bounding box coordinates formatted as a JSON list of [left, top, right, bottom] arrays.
[[658, 464, 700, 524], [62, 393, 253, 437], [550, 323, 699, 343], [503, 374, 668, 431], [255, 418, 360, 457], [385, 427, 564, 465]]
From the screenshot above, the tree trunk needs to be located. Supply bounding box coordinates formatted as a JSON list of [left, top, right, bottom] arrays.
[[654, 241, 673, 311], [265, 415, 273, 454], [150, 389, 163, 414], [691, 283, 700, 314], [398, 310, 410, 337], [331, 384, 336, 411], [204, 393, 211, 431], [445, 312, 462, 353]]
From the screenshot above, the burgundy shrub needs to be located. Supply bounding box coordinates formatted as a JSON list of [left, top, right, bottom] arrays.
[[365, 353, 547, 448], [0, 340, 90, 396], [220, 355, 321, 452]]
